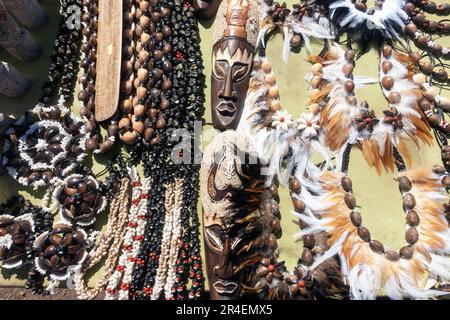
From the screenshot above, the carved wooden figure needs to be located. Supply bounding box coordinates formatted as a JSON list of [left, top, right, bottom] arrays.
[[2, 0, 47, 29], [0, 61, 31, 97], [0, 0, 40, 61]]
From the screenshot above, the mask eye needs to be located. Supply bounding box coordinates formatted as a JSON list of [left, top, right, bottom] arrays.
[[205, 227, 224, 253], [232, 63, 249, 82], [213, 60, 228, 80]]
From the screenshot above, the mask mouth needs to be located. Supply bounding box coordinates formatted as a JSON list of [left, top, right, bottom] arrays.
[[213, 279, 239, 295], [216, 101, 237, 117]]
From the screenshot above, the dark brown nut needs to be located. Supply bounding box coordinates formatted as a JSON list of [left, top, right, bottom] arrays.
[[290, 178, 301, 194], [303, 234, 316, 249], [385, 250, 400, 262], [369, 240, 385, 254], [293, 198, 305, 212], [381, 76, 394, 90], [357, 226, 371, 242], [381, 61, 393, 74], [344, 193, 356, 209], [441, 175, 450, 188], [301, 248, 314, 266], [341, 176, 353, 192], [433, 165, 446, 175], [402, 193, 416, 210], [350, 211, 362, 227], [400, 245, 414, 259], [382, 45, 393, 58], [398, 176, 412, 193], [406, 210, 420, 227], [405, 227, 419, 245]]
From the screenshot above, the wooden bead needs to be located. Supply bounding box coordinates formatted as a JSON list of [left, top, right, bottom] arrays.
[[121, 131, 139, 144], [381, 61, 393, 74], [137, 68, 148, 81], [403, 193, 416, 210], [399, 245, 414, 259], [293, 198, 305, 212], [290, 178, 301, 194], [268, 86, 279, 98], [406, 210, 420, 227], [301, 248, 314, 266], [344, 193, 356, 209], [270, 218, 281, 233], [343, 63, 354, 76], [341, 176, 353, 192], [119, 117, 131, 129], [405, 227, 419, 245], [388, 92, 401, 104], [345, 49, 355, 61], [85, 138, 99, 152], [290, 34, 301, 48], [267, 234, 278, 249], [357, 227, 371, 242], [404, 23, 417, 36], [442, 175, 450, 188], [385, 250, 400, 262], [265, 73, 276, 85], [381, 76, 394, 90], [132, 116, 144, 134], [424, 87, 438, 101], [310, 76, 322, 89], [344, 80, 355, 93], [303, 234, 315, 249], [261, 60, 272, 73], [137, 86, 148, 99], [99, 140, 114, 153], [382, 45, 393, 58], [369, 240, 385, 254], [419, 61, 433, 75], [435, 96, 450, 112], [350, 211, 362, 227], [432, 165, 446, 175], [398, 176, 412, 193]]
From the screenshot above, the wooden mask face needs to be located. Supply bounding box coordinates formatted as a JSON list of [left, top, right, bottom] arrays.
[[211, 37, 254, 130]]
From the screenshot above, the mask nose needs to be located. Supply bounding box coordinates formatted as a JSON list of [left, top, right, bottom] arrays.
[[214, 237, 234, 279], [219, 69, 237, 101]]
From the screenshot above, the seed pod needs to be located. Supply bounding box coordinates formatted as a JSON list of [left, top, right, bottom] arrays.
[[385, 250, 400, 262], [293, 199, 305, 212], [341, 176, 353, 192], [435, 96, 450, 112], [290, 178, 301, 194], [301, 248, 314, 266], [433, 165, 446, 175], [381, 61, 393, 74], [350, 211, 362, 227], [382, 45, 393, 58], [381, 76, 394, 90], [403, 193, 416, 210], [405, 227, 419, 245], [406, 210, 420, 226], [399, 245, 414, 259], [303, 234, 315, 249], [369, 240, 385, 254], [357, 227, 371, 242], [344, 193, 356, 209], [398, 176, 412, 193]]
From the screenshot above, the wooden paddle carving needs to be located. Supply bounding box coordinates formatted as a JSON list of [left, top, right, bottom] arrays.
[[94, 0, 123, 122]]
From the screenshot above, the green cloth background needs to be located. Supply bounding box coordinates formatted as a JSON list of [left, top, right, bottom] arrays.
[[0, 0, 448, 288]]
